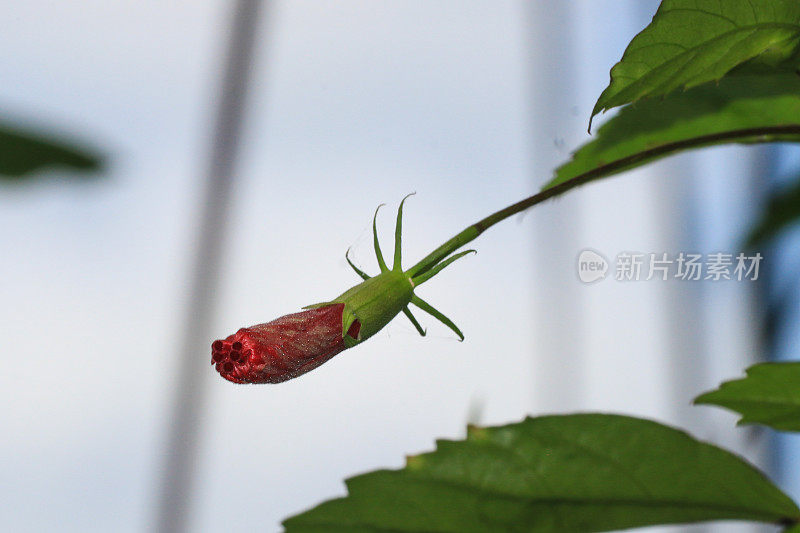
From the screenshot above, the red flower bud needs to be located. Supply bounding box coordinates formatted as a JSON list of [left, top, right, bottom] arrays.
[[212, 196, 472, 385], [211, 304, 361, 384]]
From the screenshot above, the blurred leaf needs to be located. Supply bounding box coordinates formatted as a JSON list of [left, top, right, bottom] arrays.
[[283, 414, 799, 532], [0, 123, 102, 179], [545, 73, 800, 191], [696, 362, 800, 432], [746, 173, 800, 246], [761, 290, 794, 353], [592, 0, 800, 125]]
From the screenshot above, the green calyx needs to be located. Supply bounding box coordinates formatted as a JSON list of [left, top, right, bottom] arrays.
[[333, 270, 414, 347], [304, 193, 475, 347]]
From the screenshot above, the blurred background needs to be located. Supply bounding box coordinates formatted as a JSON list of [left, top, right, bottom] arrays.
[[2, 1, 798, 532]]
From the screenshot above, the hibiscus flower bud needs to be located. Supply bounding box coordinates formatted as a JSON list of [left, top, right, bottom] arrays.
[[212, 195, 474, 384], [212, 304, 361, 384]]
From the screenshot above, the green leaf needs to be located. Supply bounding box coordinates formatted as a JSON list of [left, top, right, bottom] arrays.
[[0, 123, 101, 179], [592, 0, 800, 125], [283, 414, 799, 532], [545, 73, 800, 192], [696, 362, 800, 432], [746, 173, 800, 246]]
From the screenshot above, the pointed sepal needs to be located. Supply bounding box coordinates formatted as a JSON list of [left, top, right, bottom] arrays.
[[402, 306, 426, 337], [392, 192, 415, 272], [345, 248, 371, 280], [411, 249, 476, 286], [410, 295, 464, 341], [372, 204, 389, 273]]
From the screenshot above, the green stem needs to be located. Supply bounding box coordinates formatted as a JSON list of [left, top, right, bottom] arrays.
[[406, 175, 582, 277], [406, 124, 800, 277]]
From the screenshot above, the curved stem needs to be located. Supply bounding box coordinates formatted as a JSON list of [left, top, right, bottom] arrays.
[[406, 125, 800, 277]]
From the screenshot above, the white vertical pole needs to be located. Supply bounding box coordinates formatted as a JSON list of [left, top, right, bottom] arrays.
[[154, 1, 266, 531]]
